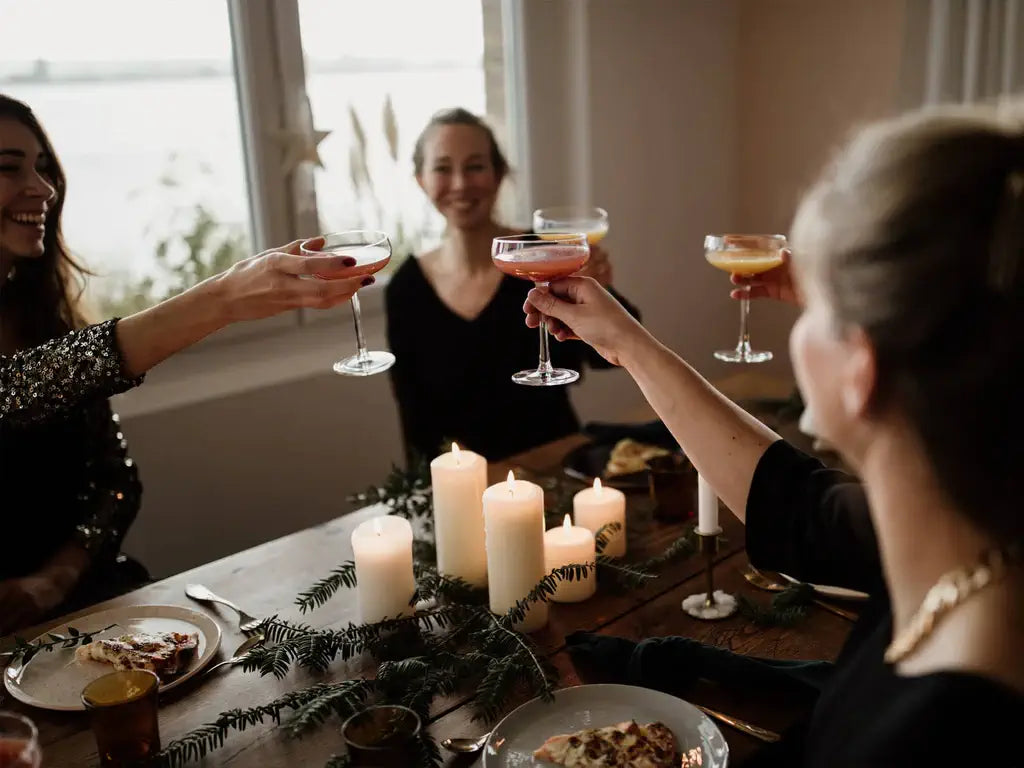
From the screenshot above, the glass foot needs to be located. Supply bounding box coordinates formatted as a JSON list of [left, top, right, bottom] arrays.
[[333, 350, 396, 377], [714, 345, 772, 364], [512, 367, 580, 387]]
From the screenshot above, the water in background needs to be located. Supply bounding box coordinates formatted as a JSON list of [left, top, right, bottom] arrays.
[[2, 67, 485, 298]]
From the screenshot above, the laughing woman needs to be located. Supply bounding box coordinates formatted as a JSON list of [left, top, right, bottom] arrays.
[[0, 95, 369, 633]]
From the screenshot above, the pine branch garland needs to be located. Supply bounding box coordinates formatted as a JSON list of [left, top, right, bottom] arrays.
[[154, 467, 702, 768]]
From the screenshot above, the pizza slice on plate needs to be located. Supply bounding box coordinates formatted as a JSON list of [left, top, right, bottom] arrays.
[[534, 720, 678, 767]]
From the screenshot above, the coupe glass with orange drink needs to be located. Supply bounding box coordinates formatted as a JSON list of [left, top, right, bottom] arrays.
[[704, 234, 786, 363], [533, 206, 609, 245]]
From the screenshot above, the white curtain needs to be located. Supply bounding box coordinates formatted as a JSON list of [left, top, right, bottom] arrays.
[[903, 0, 1024, 105]]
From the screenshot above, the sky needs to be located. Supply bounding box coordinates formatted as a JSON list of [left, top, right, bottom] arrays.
[[0, 0, 483, 65]]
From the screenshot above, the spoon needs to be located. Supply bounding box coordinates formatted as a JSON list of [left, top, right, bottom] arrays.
[[441, 733, 489, 754], [743, 567, 858, 622], [202, 634, 265, 677]]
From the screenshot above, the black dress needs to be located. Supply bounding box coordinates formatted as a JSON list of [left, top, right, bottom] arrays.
[[385, 256, 640, 462], [747, 440, 1023, 767], [1, 319, 145, 601]]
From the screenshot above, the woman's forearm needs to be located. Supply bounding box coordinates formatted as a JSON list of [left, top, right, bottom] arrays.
[[115, 279, 227, 378], [620, 333, 780, 521]]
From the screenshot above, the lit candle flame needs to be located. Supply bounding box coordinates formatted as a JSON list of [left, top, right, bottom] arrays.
[[594, 477, 602, 494], [373, 517, 383, 536], [452, 442, 461, 464], [563, 514, 572, 530], [506, 470, 515, 495]]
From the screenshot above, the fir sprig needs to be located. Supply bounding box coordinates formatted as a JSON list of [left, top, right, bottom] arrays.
[[594, 521, 623, 555], [737, 582, 815, 627], [9, 623, 117, 665], [295, 561, 357, 614], [156, 680, 373, 766]]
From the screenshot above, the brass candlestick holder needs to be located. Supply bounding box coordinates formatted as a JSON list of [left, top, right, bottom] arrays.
[[681, 528, 737, 620]]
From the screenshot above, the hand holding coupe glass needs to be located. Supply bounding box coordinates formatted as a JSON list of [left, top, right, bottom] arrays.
[[308, 221, 784, 381], [488, 206, 610, 387]]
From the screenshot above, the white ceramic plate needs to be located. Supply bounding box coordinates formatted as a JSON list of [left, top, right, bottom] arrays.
[[779, 573, 869, 602], [4, 604, 221, 711], [483, 683, 728, 767]]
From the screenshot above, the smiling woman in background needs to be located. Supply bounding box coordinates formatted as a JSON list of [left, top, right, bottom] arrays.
[[385, 107, 640, 462], [0, 94, 370, 634]]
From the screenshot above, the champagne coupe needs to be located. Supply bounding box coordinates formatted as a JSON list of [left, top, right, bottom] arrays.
[[533, 205, 609, 245], [492, 233, 590, 386], [0, 712, 41, 768], [300, 230, 394, 376], [705, 234, 787, 363]]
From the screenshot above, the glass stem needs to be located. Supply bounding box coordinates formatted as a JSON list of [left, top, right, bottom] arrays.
[[737, 285, 751, 356], [536, 282, 554, 375], [350, 292, 370, 363]]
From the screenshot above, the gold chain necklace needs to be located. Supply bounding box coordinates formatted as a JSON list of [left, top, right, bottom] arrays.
[[885, 542, 1020, 664]]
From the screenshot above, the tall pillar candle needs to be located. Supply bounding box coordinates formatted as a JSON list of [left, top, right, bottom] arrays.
[[483, 471, 548, 632], [431, 443, 488, 587], [351, 515, 417, 624], [544, 514, 597, 602], [697, 473, 719, 534], [573, 478, 627, 557]]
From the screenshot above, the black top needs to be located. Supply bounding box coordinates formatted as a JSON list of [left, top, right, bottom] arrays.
[[1, 319, 143, 579], [747, 440, 1023, 767], [385, 256, 639, 461]]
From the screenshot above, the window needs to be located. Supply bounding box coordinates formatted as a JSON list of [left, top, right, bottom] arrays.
[[297, 0, 487, 270], [0, 0, 251, 318], [0, 0, 504, 331]]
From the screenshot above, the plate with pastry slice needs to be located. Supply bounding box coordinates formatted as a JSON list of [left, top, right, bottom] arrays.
[[564, 437, 687, 491], [483, 684, 728, 768], [4, 604, 221, 711]]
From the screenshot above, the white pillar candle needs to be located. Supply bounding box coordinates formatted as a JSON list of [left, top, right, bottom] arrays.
[[483, 471, 549, 632], [573, 478, 627, 558], [351, 515, 417, 624], [544, 514, 597, 603], [697, 473, 719, 534], [431, 443, 488, 587]]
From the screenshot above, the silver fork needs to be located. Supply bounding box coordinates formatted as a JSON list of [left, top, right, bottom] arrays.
[[185, 584, 263, 633]]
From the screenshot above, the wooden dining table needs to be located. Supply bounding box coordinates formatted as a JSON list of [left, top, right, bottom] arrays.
[[3, 373, 859, 768]]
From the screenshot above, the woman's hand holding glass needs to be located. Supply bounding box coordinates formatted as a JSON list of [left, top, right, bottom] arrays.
[[209, 237, 371, 323], [522, 277, 646, 368]]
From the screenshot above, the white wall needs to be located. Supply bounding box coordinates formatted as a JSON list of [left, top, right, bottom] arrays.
[[120, 0, 908, 578]]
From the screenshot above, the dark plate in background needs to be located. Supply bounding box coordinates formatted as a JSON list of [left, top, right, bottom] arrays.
[[563, 420, 685, 490]]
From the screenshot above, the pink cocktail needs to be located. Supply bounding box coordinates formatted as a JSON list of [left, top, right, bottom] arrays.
[[492, 234, 590, 387], [300, 230, 395, 377], [492, 244, 589, 283]]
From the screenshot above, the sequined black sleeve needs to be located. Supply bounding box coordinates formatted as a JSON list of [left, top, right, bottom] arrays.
[[0, 319, 144, 428], [70, 401, 142, 562]]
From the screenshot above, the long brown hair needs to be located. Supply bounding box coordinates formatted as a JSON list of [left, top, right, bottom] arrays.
[[791, 101, 1024, 542], [0, 94, 91, 347]]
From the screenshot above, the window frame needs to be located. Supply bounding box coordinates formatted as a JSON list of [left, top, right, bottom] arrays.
[[112, 0, 521, 415]]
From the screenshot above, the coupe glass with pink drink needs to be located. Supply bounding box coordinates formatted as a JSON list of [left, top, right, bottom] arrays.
[[300, 230, 394, 376], [492, 233, 590, 386]]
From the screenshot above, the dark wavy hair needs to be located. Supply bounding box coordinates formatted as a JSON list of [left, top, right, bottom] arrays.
[[0, 94, 91, 347]]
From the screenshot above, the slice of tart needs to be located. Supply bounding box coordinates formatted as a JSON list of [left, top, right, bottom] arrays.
[[534, 719, 677, 767], [75, 630, 199, 681]]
